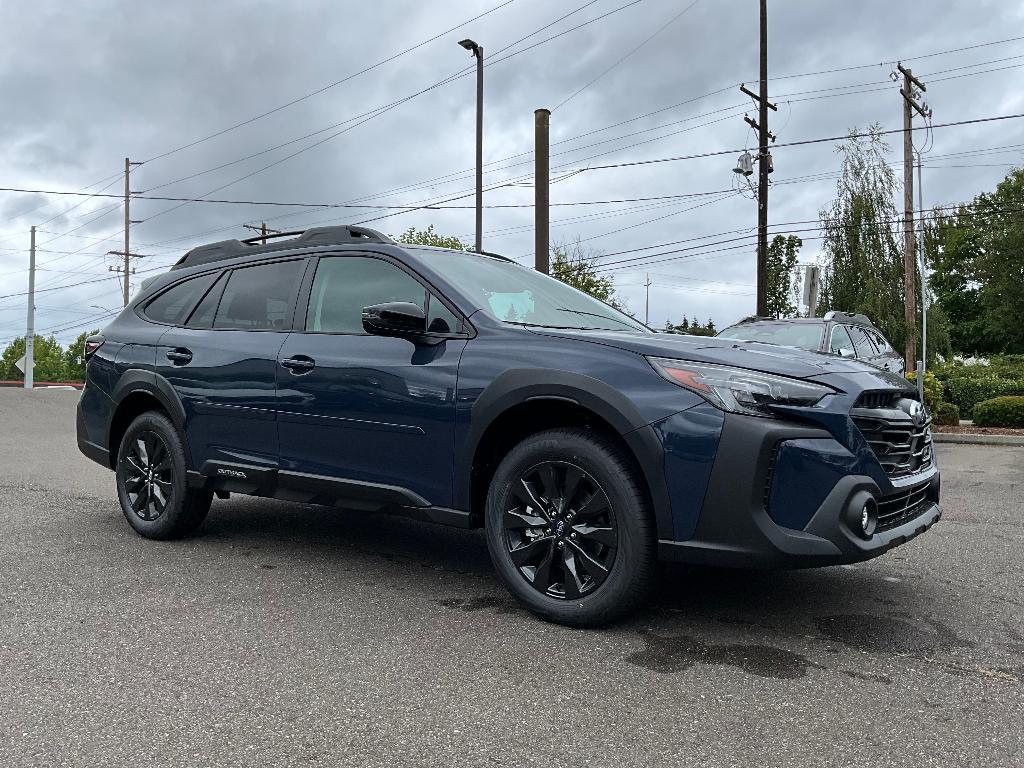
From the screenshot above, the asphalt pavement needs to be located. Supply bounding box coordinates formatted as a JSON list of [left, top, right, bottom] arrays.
[[1, 387, 1022, 767]]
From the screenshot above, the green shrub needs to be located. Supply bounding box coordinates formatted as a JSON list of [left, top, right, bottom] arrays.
[[972, 396, 1024, 428], [906, 370, 943, 410], [933, 355, 1024, 382], [943, 377, 1024, 418], [932, 402, 960, 426]]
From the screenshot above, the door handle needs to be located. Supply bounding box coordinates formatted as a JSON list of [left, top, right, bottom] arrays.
[[280, 355, 315, 374], [166, 348, 193, 365]]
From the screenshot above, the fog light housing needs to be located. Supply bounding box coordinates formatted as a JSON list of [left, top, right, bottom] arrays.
[[846, 490, 878, 539]]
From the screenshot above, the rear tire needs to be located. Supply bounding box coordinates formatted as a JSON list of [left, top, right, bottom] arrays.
[[484, 428, 656, 627], [115, 411, 212, 540]]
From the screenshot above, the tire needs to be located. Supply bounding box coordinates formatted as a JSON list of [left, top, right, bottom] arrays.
[[484, 428, 656, 627], [114, 411, 212, 540]]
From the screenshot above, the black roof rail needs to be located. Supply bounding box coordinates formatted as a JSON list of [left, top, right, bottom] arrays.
[[170, 225, 395, 271]]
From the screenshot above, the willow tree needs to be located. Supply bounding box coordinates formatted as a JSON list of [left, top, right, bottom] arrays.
[[816, 125, 907, 351]]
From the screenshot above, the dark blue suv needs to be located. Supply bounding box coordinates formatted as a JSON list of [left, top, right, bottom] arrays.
[[77, 225, 941, 626]]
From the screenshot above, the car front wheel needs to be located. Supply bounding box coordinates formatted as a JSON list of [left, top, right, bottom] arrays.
[[484, 428, 656, 626]]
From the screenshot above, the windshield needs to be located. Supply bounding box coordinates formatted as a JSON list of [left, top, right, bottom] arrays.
[[717, 322, 824, 350], [417, 249, 650, 332]]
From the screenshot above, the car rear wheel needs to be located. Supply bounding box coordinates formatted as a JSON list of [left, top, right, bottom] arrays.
[[484, 428, 656, 627], [115, 411, 212, 540]]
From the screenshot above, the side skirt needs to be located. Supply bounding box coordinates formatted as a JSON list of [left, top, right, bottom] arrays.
[[185, 462, 473, 529]]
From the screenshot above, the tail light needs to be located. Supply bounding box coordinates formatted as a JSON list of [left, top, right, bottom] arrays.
[[84, 335, 105, 362]]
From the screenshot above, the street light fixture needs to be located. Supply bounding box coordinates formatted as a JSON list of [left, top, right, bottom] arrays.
[[458, 38, 484, 253]]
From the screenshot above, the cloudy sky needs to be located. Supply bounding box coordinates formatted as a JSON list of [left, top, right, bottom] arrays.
[[1, 0, 1023, 346]]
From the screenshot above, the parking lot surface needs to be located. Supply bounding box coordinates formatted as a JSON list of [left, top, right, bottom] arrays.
[[1, 388, 1022, 767]]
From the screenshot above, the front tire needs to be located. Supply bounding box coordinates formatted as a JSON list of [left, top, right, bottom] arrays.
[[484, 428, 656, 627], [115, 411, 212, 540]]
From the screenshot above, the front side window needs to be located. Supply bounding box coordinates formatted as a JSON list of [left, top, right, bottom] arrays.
[[306, 256, 429, 334], [213, 260, 304, 330], [143, 272, 218, 326], [828, 325, 854, 355]]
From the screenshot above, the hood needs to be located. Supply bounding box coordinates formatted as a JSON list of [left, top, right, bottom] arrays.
[[528, 328, 885, 381]]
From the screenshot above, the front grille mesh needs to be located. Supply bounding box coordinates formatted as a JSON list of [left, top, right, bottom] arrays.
[[851, 393, 933, 479], [876, 481, 931, 531]]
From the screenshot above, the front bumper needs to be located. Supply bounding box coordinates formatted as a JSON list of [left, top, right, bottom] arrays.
[[658, 411, 941, 568]]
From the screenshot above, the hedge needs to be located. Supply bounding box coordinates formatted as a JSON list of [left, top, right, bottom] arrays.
[[972, 396, 1024, 429], [943, 377, 1024, 418], [932, 402, 960, 426]]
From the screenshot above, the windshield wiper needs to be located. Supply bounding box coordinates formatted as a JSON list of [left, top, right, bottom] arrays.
[[553, 307, 637, 330]]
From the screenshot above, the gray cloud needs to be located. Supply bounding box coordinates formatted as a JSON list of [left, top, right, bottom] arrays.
[[1, 0, 1022, 343]]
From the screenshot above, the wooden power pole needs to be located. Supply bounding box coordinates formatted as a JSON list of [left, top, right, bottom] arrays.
[[243, 222, 281, 245], [756, 0, 769, 317], [117, 157, 143, 306], [898, 63, 929, 375], [740, 1, 777, 316]]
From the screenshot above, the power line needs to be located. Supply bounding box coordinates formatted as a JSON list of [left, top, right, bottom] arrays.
[[553, 0, 702, 111], [140, 0, 520, 164], [576, 112, 1024, 172]]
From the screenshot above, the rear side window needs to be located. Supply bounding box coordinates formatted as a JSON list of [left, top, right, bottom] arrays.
[[847, 325, 877, 357], [143, 272, 218, 326], [867, 329, 891, 353], [306, 256, 427, 334], [213, 260, 304, 330]]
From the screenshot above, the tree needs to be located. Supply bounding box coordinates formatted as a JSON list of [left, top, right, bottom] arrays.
[[0, 335, 68, 381], [64, 330, 101, 381], [924, 168, 1024, 354], [395, 225, 467, 250], [663, 316, 716, 336], [817, 125, 908, 353], [550, 238, 628, 311], [765, 235, 800, 318]]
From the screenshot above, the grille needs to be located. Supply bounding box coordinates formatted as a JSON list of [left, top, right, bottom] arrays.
[[855, 391, 902, 409], [851, 396, 933, 479], [876, 481, 931, 531]]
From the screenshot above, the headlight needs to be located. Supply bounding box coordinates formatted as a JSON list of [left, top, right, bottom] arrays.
[[647, 357, 836, 417]]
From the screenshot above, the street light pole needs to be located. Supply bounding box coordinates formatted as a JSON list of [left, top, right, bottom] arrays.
[[459, 38, 484, 253]]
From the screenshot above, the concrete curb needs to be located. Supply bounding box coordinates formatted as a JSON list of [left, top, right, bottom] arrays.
[[933, 432, 1024, 446]]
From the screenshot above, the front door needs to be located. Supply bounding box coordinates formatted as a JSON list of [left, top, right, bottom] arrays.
[[276, 254, 466, 508]]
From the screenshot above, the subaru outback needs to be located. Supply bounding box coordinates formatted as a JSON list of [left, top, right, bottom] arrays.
[[77, 225, 941, 626]]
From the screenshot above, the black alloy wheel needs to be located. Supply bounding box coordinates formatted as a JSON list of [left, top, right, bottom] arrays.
[[121, 430, 174, 521], [115, 411, 212, 540], [503, 461, 617, 599], [485, 428, 656, 627]]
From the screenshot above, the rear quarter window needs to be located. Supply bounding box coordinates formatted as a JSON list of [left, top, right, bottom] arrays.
[[142, 272, 218, 326]]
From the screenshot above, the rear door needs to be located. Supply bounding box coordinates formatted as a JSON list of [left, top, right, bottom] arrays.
[[155, 257, 306, 472], [275, 253, 467, 508]]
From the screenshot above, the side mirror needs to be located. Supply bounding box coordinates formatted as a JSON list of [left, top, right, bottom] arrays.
[[362, 302, 426, 337], [839, 347, 855, 358]]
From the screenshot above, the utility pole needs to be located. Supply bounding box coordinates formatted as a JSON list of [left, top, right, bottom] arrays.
[[243, 222, 281, 245], [917, 152, 927, 402], [898, 63, 928, 375], [122, 157, 143, 306], [757, 0, 768, 317], [644, 273, 652, 326], [739, 0, 777, 317], [535, 108, 551, 274], [24, 226, 35, 389], [458, 39, 484, 253]]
